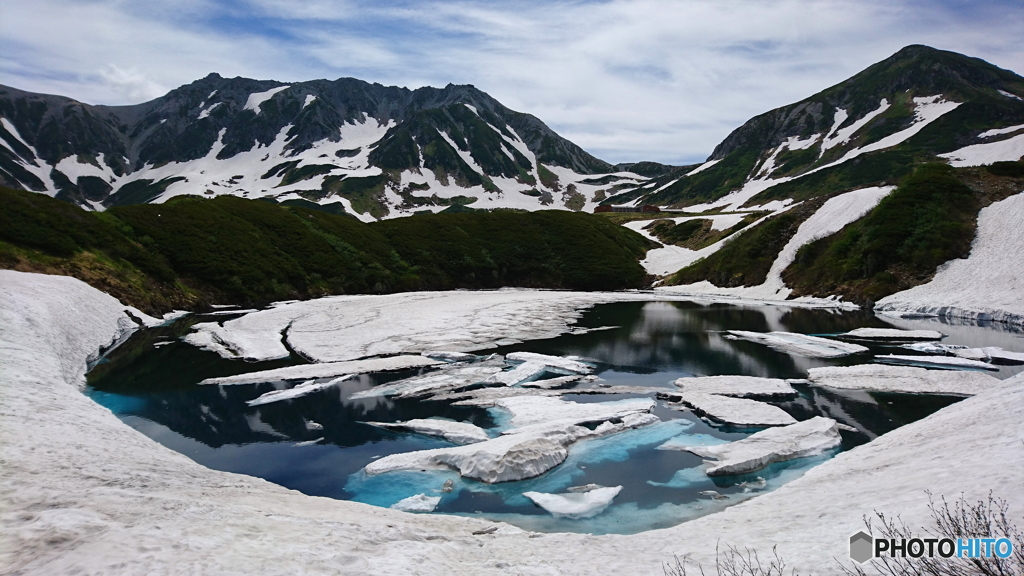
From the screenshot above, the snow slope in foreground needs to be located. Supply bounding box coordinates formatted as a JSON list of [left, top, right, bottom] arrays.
[[2, 269, 1023, 575], [877, 192, 1024, 326]]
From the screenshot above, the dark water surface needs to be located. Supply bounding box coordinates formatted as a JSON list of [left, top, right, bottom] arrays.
[[86, 301, 1023, 534]]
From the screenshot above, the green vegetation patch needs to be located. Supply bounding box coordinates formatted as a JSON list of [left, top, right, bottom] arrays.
[[782, 164, 981, 303], [0, 187, 655, 313], [665, 200, 828, 287]]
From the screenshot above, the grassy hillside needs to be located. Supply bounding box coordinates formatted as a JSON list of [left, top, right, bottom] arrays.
[[661, 162, 1023, 302], [782, 163, 1022, 303], [0, 188, 655, 313]]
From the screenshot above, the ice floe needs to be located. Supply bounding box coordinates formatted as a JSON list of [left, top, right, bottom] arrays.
[[684, 417, 840, 476], [349, 361, 505, 400], [200, 355, 441, 385], [839, 328, 943, 340], [504, 352, 595, 374], [441, 385, 663, 407], [657, 432, 728, 452], [521, 375, 586, 389], [668, 392, 797, 427], [725, 330, 868, 358], [390, 493, 441, 513], [364, 396, 657, 482], [484, 361, 548, 386], [902, 342, 967, 354], [523, 486, 622, 519], [245, 376, 355, 406], [807, 364, 1000, 395], [875, 354, 999, 371], [364, 419, 490, 445], [672, 376, 796, 398], [422, 351, 479, 363], [953, 347, 1024, 365]]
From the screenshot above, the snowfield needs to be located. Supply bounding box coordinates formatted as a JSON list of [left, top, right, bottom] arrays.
[[2, 269, 1023, 575], [877, 192, 1024, 326]]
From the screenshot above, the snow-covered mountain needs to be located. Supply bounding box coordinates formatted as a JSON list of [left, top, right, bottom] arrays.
[[613, 45, 1024, 211], [0, 76, 673, 219]]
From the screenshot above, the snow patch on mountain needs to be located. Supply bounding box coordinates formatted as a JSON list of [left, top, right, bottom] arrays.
[[197, 102, 220, 119], [243, 86, 290, 113], [686, 159, 721, 175], [999, 89, 1024, 102], [979, 123, 1024, 138], [940, 133, 1024, 167], [821, 99, 890, 151], [0, 117, 58, 195]]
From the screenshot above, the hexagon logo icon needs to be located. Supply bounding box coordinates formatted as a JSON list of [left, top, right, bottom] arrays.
[[850, 531, 873, 564]]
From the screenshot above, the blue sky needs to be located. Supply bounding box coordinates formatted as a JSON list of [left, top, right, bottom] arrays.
[[2, 0, 1022, 164]]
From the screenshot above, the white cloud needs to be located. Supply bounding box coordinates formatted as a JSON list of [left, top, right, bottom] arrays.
[[1, 0, 1022, 164], [98, 65, 167, 102]]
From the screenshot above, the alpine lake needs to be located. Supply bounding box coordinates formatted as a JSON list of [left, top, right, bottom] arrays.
[[85, 300, 1024, 535]]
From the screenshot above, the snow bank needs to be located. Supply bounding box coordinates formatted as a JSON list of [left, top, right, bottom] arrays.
[[201, 355, 440, 385], [839, 328, 943, 340], [877, 193, 1024, 326], [672, 376, 796, 398], [684, 417, 841, 476], [4, 270, 1024, 575], [390, 494, 441, 513], [670, 392, 797, 427], [364, 419, 491, 445], [807, 364, 1000, 395], [523, 486, 622, 519], [726, 330, 868, 358], [875, 354, 999, 371]]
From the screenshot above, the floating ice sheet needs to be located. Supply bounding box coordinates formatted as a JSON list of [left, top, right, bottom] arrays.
[[364, 396, 658, 483], [684, 417, 841, 476], [726, 331, 868, 358], [201, 355, 440, 385], [504, 352, 595, 374], [245, 376, 355, 406], [875, 354, 998, 371], [523, 486, 622, 519], [954, 347, 1024, 365], [390, 493, 441, 513], [839, 328, 943, 340], [364, 419, 490, 445], [670, 392, 797, 427], [672, 376, 796, 398], [807, 364, 1000, 395]]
